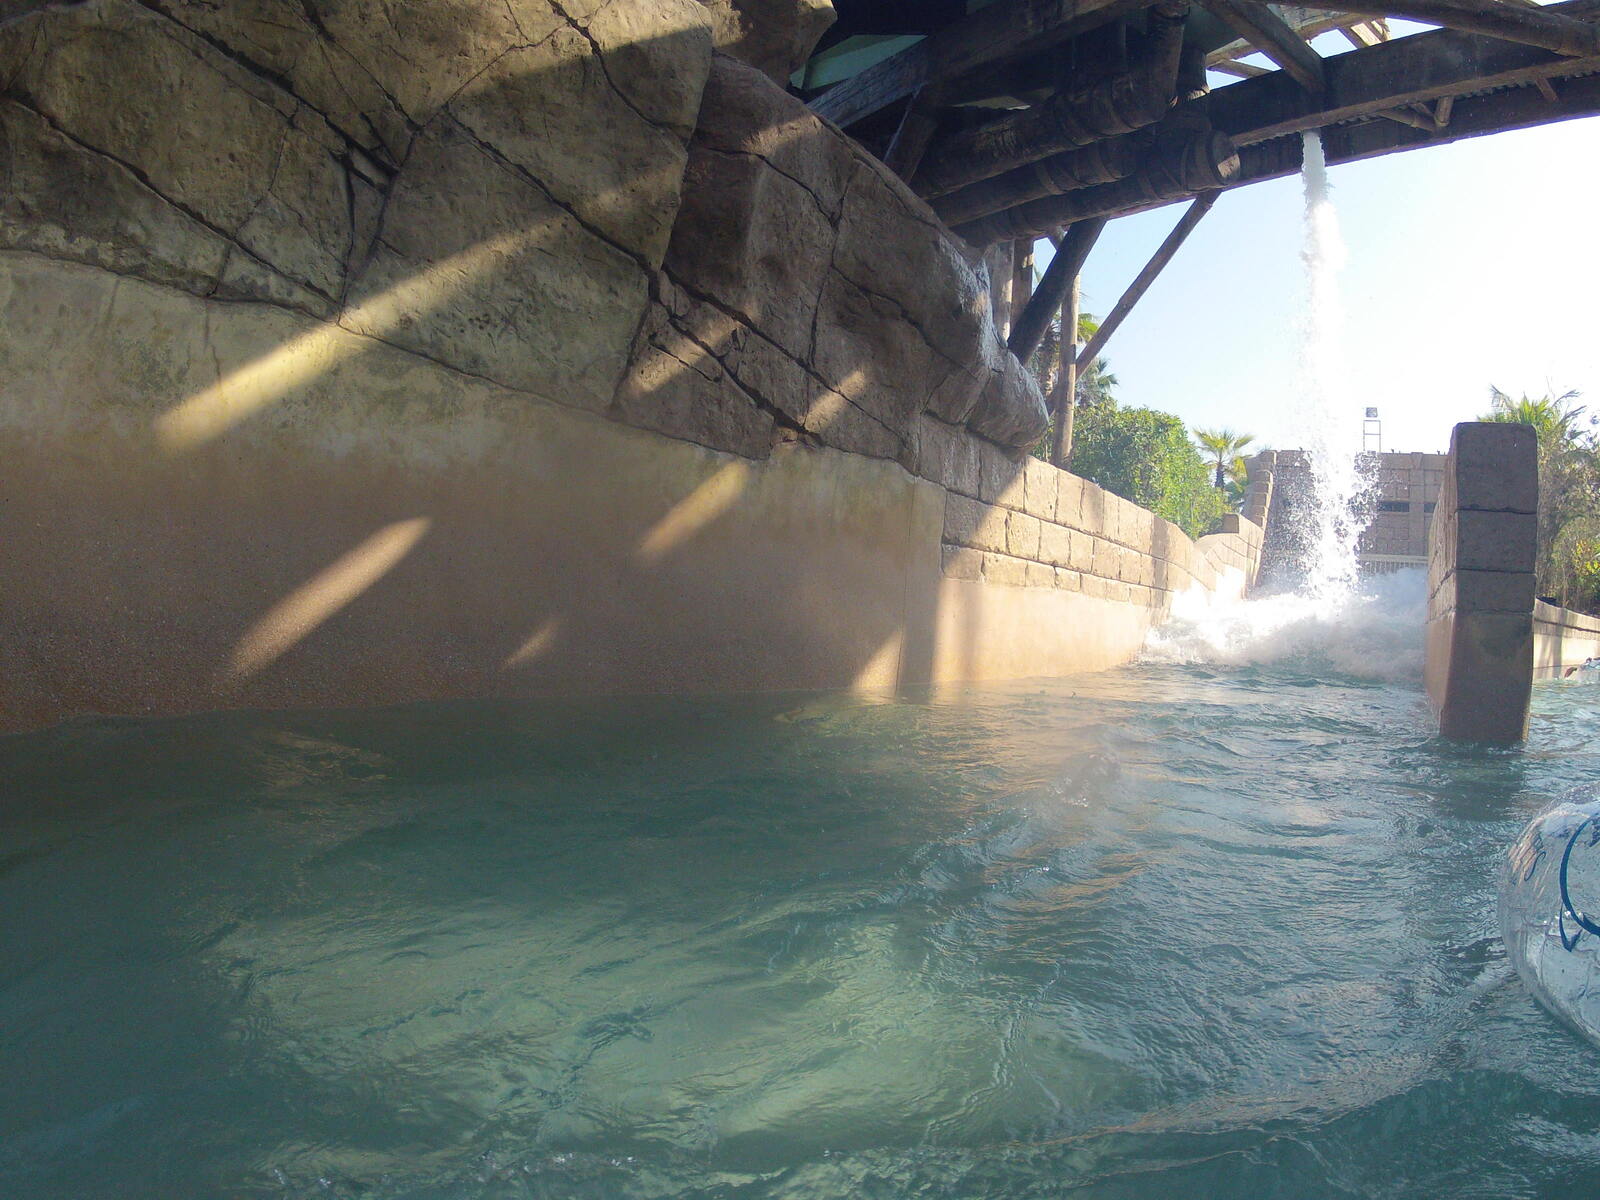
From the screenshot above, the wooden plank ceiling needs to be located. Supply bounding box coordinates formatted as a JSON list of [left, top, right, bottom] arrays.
[[799, 0, 1600, 240]]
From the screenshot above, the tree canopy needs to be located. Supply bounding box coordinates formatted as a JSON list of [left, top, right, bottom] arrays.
[[1070, 403, 1227, 540], [1479, 386, 1600, 613], [1024, 316, 1226, 539], [1193, 428, 1255, 492]]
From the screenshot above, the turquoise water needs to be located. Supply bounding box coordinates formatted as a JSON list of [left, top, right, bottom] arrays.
[[5, 659, 1600, 1198]]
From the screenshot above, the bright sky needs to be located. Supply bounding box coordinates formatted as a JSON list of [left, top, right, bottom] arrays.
[[1041, 86, 1600, 456]]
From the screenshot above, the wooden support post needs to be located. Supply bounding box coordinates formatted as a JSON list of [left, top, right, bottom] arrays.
[[1011, 216, 1104, 365], [1435, 94, 1456, 124], [1203, 0, 1328, 91], [1012, 239, 1036, 318], [1077, 194, 1216, 370], [883, 85, 942, 181], [1052, 274, 1082, 468], [986, 243, 1014, 338]]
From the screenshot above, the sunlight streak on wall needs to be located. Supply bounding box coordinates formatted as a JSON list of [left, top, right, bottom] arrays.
[[224, 517, 433, 680], [637, 461, 750, 562], [502, 616, 565, 669], [156, 229, 545, 452]]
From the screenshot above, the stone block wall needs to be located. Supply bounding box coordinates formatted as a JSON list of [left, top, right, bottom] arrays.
[[1424, 422, 1538, 742], [1360, 452, 1448, 566], [0, 0, 1264, 731], [1239, 451, 1275, 530], [1534, 601, 1600, 677], [910, 416, 1264, 614]]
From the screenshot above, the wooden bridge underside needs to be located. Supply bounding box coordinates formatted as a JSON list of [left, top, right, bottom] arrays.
[[798, 0, 1600, 457], [805, 0, 1600, 228]]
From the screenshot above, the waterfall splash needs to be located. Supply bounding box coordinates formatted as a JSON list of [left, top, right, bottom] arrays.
[[1142, 132, 1395, 672], [1291, 129, 1373, 602]]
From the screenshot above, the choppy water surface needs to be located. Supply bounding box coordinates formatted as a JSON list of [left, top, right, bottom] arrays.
[[6, 626, 1600, 1197]]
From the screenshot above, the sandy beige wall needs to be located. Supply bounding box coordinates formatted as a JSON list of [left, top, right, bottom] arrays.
[[0, 251, 943, 731], [1534, 601, 1600, 677], [0, 0, 1271, 733], [0, 248, 1265, 733]]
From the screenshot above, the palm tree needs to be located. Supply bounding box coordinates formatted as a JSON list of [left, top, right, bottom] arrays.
[[1482, 386, 1587, 443], [1222, 455, 1251, 510], [1479, 386, 1598, 609], [1194, 428, 1255, 489]]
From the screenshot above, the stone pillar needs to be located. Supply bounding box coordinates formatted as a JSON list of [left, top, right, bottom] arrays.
[[1424, 422, 1538, 743], [1240, 449, 1274, 531]]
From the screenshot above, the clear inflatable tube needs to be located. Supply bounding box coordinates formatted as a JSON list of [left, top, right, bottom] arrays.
[[1500, 793, 1600, 1045]]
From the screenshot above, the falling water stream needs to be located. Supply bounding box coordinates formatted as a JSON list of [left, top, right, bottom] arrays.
[[1272, 130, 1378, 605], [6, 138, 1600, 1200]]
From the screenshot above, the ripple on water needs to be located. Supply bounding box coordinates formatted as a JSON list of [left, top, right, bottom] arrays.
[[2, 667, 1599, 1198]]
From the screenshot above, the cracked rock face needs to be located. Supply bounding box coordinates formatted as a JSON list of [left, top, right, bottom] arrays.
[[0, 0, 712, 407], [0, 0, 1043, 469], [694, 0, 834, 83], [638, 54, 1049, 460]]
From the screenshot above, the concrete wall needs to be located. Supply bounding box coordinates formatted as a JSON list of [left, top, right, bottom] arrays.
[[1534, 600, 1600, 678], [0, 0, 1263, 734], [1424, 422, 1538, 743], [914, 418, 1264, 684], [1359, 451, 1448, 571]]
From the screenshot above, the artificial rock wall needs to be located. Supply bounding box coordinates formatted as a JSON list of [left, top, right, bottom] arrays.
[[0, 0, 1259, 733]]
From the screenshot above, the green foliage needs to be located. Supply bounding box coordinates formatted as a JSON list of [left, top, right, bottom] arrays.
[[1479, 386, 1600, 612], [1024, 317, 1223, 537], [1193, 428, 1255, 495], [1029, 310, 1117, 410], [1071, 402, 1227, 539], [1222, 455, 1250, 510]]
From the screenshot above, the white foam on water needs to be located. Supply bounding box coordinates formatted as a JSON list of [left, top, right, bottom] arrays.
[[1140, 568, 1427, 681], [1142, 132, 1407, 678]]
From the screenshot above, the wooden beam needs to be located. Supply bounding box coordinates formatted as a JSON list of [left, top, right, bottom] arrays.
[[1051, 272, 1083, 468], [1009, 217, 1105, 363], [914, 7, 1187, 199], [1077, 194, 1216, 368], [968, 62, 1600, 233], [807, 0, 1145, 129], [1435, 94, 1456, 124], [1012, 238, 1037, 317], [956, 128, 1238, 243], [1536, 74, 1562, 101], [1376, 105, 1439, 131], [1209, 58, 1274, 77], [1311, 0, 1600, 57], [932, 131, 1143, 227], [1341, 19, 1388, 47], [1202, 0, 1328, 91], [1203, 0, 1600, 147], [883, 85, 942, 180], [1131, 69, 1600, 223]]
